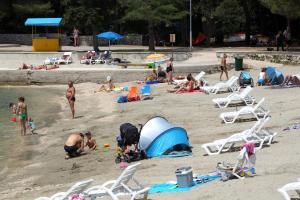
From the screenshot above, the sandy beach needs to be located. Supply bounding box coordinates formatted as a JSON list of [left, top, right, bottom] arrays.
[[1, 60, 300, 200]]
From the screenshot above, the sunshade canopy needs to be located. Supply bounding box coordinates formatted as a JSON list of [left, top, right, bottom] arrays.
[[25, 18, 63, 26], [96, 32, 124, 40]]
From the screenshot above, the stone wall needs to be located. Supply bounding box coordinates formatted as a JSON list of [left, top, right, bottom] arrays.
[[0, 34, 143, 46]]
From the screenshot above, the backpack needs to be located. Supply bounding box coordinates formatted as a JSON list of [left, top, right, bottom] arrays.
[[119, 123, 140, 147], [239, 71, 254, 87]]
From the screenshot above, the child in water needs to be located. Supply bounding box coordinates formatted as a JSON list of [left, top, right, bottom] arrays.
[[85, 131, 97, 150], [27, 118, 37, 134]]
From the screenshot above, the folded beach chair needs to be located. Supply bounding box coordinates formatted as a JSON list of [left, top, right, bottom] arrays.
[[83, 162, 149, 200], [201, 120, 267, 156], [128, 86, 140, 101], [201, 76, 240, 94], [58, 52, 72, 64], [219, 98, 269, 124], [173, 71, 207, 86], [278, 180, 300, 200], [35, 179, 93, 200], [212, 86, 255, 108]]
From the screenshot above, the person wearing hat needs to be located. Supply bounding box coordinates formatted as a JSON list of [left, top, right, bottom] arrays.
[[95, 75, 115, 92], [85, 131, 97, 150]]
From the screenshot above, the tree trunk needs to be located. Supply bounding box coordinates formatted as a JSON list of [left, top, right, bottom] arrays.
[[148, 21, 155, 51], [239, 0, 251, 45], [92, 30, 99, 52]]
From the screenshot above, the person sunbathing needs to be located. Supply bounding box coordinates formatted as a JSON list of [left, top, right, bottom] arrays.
[[281, 74, 300, 86], [95, 75, 115, 92], [145, 69, 157, 81], [168, 73, 195, 93], [46, 64, 59, 70]]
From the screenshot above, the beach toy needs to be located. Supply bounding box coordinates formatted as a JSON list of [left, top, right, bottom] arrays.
[[103, 144, 110, 148], [124, 86, 129, 91], [141, 85, 151, 96], [11, 117, 17, 122]]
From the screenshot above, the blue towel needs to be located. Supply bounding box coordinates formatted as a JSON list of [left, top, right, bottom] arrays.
[[149, 175, 221, 194]]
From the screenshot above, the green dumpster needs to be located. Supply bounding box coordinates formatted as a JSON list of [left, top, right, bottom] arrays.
[[234, 56, 243, 71]]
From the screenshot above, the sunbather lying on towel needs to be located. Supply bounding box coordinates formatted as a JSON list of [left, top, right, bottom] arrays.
[[95, 75, 115, 92], [168, 73, 196, 93], [281, 74, 300, 86], [20, 63, 58, 70]]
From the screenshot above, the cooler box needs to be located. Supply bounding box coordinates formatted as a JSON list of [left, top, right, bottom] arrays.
[[175, 166, 194, 188]]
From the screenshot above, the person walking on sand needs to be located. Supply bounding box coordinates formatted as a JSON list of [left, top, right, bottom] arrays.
[[16, 97, 28, 136], [64, 133, 85, 159], [66, 80, 76, 119], [220, 53, 229, 80], [166, 58, 174, 84], [73, 27, 79, 47]]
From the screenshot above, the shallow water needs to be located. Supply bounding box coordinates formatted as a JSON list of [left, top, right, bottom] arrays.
[[0, 86, 62, 172]]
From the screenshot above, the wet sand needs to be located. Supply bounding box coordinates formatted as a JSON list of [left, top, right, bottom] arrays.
[[1, 62, 300, 200]]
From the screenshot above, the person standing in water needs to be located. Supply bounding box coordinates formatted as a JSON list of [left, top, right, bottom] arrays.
[[16, 97, 28, 136], [66, 81, 76, 119], [220, 53, 229, 81]]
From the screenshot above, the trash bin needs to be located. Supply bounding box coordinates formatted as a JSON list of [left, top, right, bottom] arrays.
[[234, 56, 243, 71], [175, 166, 194, 188]]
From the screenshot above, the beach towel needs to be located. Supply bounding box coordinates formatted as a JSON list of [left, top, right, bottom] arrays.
[[146, 80, 160, 85], [283, 124, 300, 131], [176, 89, 204, 94], [149, 175, 220, 193]]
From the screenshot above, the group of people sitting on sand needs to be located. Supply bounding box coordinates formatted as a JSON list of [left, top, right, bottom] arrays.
[[145, 65, 167, 83], [19, 63, 59, 70], [257, 67, 300, 86], [64, 131, 97, 159]]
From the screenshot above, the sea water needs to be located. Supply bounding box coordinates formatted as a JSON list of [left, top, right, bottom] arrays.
[[0, 86, 62, 172]]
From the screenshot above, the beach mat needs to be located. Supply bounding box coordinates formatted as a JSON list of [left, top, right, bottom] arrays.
[[176, 90, 205, 94], [149, 175, 220, 194]]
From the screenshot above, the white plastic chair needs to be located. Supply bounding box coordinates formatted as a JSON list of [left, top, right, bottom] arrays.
[[201, 76, 240, 94], [219, 98, 269, 124], [201, 119, 269, 156], [278, 181, 300, 200], [35, 179, 93, 200], [58, 52, 72, 64], [173, 71, 207, 86], [83, 162, 149, 200], [213, 86, 255, 108]]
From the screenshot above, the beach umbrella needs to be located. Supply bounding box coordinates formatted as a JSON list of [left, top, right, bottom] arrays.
[[145, 53, 169, 64], [96, 31, 124, 50]]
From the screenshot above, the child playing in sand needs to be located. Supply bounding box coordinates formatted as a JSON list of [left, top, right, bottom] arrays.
[[145, 69, 157, 81], [27, 118, 37, 134], [85, 131, 97, 150], [257, 68, 266, 86]]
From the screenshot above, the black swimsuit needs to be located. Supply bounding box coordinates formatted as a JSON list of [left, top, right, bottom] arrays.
[[166, 63, 173, 73]]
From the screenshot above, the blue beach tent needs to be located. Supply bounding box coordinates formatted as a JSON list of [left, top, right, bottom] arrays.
[[265, 67, 284, 85], [139, 116, 192, 158]]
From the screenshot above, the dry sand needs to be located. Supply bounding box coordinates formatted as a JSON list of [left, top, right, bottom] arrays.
[[1, 61, 300, 200]]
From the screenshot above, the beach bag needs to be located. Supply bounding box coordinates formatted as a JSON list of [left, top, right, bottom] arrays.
[[117, 96, 128, 103], [239, 71, 254, 87], [119, 123, 140, 146]]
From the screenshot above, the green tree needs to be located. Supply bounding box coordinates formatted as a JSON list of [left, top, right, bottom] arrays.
[[121, 0, 188, 51], [62, 0, 120, 50], [213, 0, 245, 43]]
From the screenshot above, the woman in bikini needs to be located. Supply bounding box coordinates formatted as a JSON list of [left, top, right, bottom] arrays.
[[166, 58, 174, 84], [16, 97, 28, 136], [66, 81, 76, 119], [168, 74, 195, 93]]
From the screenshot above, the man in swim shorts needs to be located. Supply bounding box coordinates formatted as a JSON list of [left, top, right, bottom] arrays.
[[64, 133, 85, 159]]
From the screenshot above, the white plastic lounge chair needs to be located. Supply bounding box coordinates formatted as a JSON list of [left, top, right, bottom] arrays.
[[212, 86, 255, 108], [58, 52, 72, 64], [201, 119, 270, 156], [252, 116, 277, 145], [201, 76, 240, 94], [219, 98, 269, 124], [173, 71, 207, 86], [278, 181, 300, 200], [83, 162, 149, 200], [35, 179, 93, 200]]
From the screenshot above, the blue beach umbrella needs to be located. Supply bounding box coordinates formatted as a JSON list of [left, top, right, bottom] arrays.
[[96, 32, 124, 50]]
